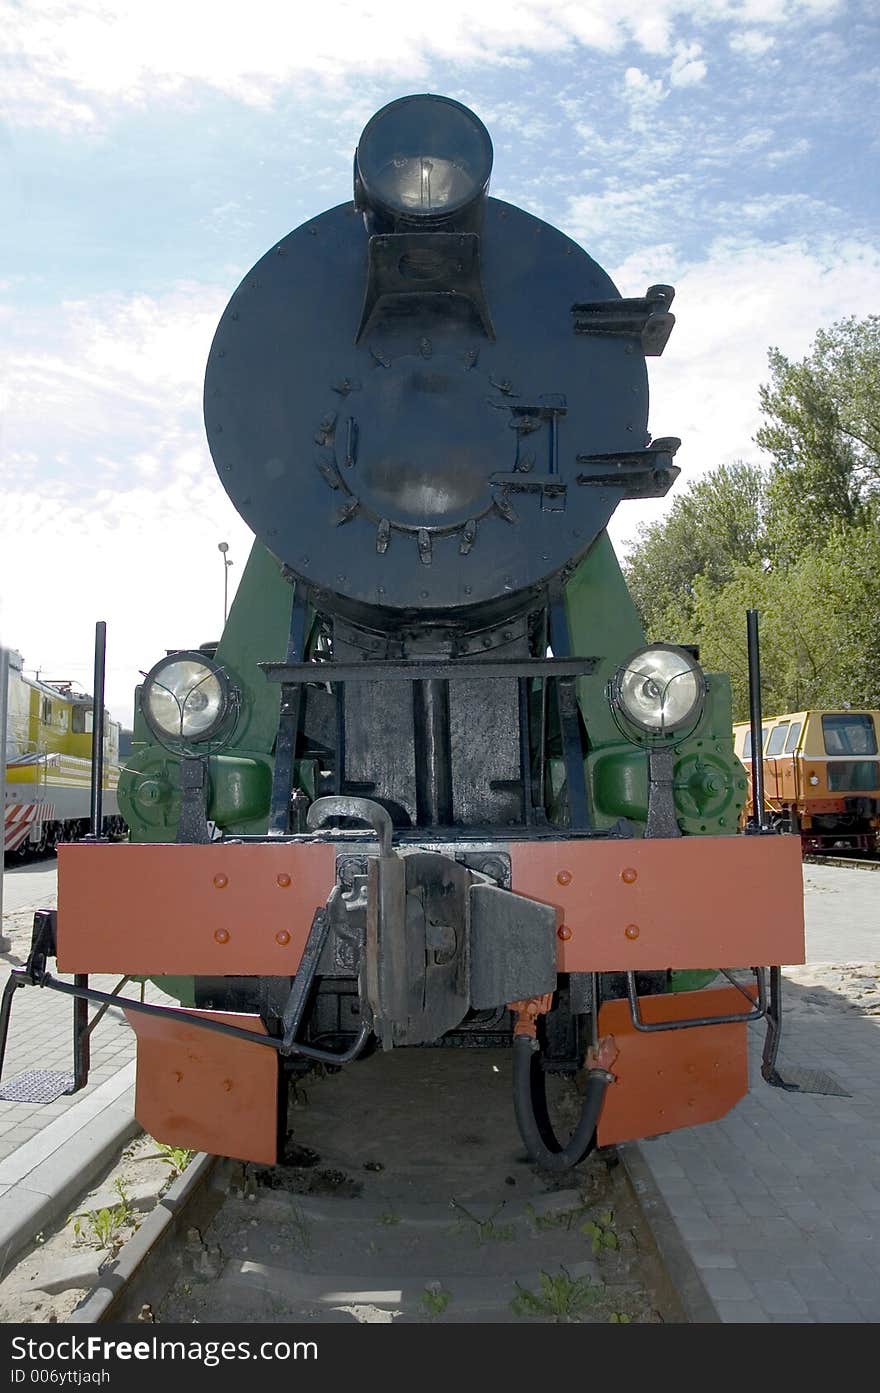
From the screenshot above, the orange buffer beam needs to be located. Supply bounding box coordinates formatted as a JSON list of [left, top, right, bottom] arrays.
[[510, 833, 805, 970], [57, 841, 337, 975]]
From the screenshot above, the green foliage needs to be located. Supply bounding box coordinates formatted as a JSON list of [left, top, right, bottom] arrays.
[[451, 1198, 514, 1243], [512, 1268, 603, 1321], [757, 318, 880, 563], [420, 1285, 452, 1318], [626, 461, 767, 639], [525, 1201, 590, 1232], [155, 1143, 194, 1177], [623, 316, 880, 719], [70, 1180, 136, 1252], [581, 1210, 619, 1256]]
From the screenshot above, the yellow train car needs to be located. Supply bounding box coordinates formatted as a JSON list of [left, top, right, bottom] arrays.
[[733, 709, 880, 855], [3, 649, 124, 858]]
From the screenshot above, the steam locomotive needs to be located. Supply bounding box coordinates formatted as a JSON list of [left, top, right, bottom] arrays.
[[3, 96, 805, 1168]]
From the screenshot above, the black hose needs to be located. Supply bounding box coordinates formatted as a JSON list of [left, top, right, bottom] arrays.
[[512, 1034, 612, 1171]]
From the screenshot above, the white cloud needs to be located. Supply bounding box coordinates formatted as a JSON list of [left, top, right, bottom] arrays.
[[0, 0, 847, 129], [729, 29, 777, 57], [669, 41, 707, 87], [622, 66, 667, 108], [0, 285, 251, 723], [608, 235, 880, 554]]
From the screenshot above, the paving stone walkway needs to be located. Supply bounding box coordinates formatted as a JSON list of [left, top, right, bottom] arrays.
[[637, 975, 880, 1322]]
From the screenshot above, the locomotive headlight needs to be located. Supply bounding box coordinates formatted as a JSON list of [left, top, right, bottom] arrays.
[[141, 651, 231, 744], [611, 644, 705, 737], [355, 94, 493, 224]]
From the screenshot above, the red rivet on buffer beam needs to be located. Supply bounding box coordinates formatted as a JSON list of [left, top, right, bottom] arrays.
[[214, 929, 230, 944], [276, 930, 291, 946], [558, 925, 572, 941], [625, 924, 640, 940], [277, 873, 292, 888], [556, 870, 572, 886], [213, 873, 228, 889], [621, 867, 637, 884]]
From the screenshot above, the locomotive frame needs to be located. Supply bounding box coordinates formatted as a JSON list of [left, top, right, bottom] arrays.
[[0, 95, 805, 1169]]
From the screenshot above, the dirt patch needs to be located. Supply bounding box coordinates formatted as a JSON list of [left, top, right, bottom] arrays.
[[0, 1133, 191, 1324], [251, 1163, 364, 1199], [782, 962, 880, 1016]]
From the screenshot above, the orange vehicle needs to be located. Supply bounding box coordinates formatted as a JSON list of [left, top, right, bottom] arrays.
[[733, 710, 880, 855]]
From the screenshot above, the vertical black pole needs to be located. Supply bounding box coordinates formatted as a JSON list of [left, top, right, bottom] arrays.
[[412, 678, 453, 828], [71, 980, 90, 1092], [269, 587, 308, 834], [89, 621, 106, 839], [746, 609, 766, 830]]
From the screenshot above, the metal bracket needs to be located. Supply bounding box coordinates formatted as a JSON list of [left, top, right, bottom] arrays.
[[177, 757, 211, 845], [645, 746, 682, 839], [307, 795, 394, 856], [571, 284, 675, 356], [356, 232, 495, 342], [576, 438, 681, 498]]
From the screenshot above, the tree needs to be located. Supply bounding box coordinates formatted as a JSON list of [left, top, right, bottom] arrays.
[[758, 316, 880, 562], [625, 460, 766, 639], [623, 316, 880, 716]]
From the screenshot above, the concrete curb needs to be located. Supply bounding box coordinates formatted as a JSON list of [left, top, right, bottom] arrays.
[[618, 1142, 720, 1323], [0, 1063, 140, 1275], [70, 1151, 218, 1324]]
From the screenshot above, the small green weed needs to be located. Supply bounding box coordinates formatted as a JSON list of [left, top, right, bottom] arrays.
[[156, 1143, 194, 1177], [379, 1211, 401, 1226], [526, 1201, 589, 1232], [420, 1285, 452, 1318], [70, 1180, 135, 1252], [609, 1311, 632, 1323], [451, 1198, 514, 1243], [512, 1268, 603, 1322], [582, 1209, 619, 1256]]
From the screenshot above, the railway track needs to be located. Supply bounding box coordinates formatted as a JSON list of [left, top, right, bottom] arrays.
[[68, 1051, 685, 1326], [803, 854, 880, 871]]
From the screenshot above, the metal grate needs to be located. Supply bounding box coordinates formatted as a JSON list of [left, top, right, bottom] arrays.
[[0, 1071, 74, 1103], [776, 1065, 851, 1097]]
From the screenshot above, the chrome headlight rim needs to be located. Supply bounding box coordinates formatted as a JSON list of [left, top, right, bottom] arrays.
[[140, 650, 232, 746], [611, 643, 706, 738]]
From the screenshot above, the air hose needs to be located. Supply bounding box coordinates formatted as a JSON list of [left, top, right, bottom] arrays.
[[512, 1035, 614, 1171]]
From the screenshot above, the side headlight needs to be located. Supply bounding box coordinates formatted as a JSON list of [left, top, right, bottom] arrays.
[[611, 644, 705, 736], [141, 651, 231, 744]]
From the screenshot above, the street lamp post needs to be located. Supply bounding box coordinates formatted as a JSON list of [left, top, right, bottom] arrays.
[[218, 542, 233, 625]]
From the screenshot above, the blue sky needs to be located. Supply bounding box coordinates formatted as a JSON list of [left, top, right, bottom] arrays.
[[1, 0, 878, 722]]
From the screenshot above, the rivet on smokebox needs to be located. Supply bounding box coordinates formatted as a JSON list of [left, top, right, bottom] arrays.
[[556, 870, 572, 886], [621, 867, 637, 884], [277, 873, 292, 888], [624, 923, 640, 940], [213, 873, 228, 889], [214, 929, 230, 944], [557, 925, 572, 942], [276, 930, 291, 946]]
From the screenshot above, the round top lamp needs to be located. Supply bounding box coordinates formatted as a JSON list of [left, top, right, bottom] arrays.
[[355, 94, 493, 226]]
